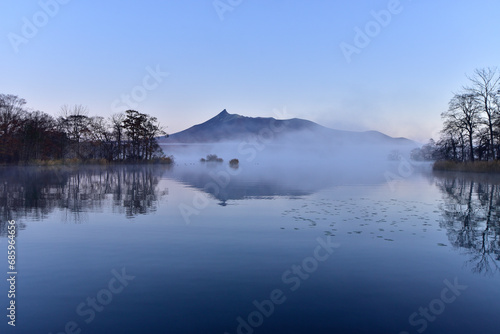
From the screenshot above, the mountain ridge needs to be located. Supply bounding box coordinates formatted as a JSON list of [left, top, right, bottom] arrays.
[[160, 109, 417, 147]]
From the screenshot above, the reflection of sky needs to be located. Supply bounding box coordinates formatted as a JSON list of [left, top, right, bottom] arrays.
[[2, 1, 500, 142]]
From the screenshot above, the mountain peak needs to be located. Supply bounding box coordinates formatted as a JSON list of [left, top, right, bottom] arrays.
[[210, 109, 242, 123]]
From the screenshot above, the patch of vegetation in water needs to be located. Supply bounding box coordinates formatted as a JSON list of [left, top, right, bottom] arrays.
[[200, 154, 223, 163]]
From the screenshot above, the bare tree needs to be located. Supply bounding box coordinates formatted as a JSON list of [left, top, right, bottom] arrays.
[[0, 94, 26, 119], [465, 68, 500, 160], [59, 104, 90, 159], [494, 92, 500, 158], [88, 116, 114, 160], [142, 116, 166, 160], [440, 115, 467, 161], [111, 113, 125, 161], [20, 111, 58, 161], [442, 93, 481, 161], [0, 94, 27, 162], [476, 127, 491, 161]]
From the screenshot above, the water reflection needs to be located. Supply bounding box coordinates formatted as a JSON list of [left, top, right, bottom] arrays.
[[0, 165, 169, 231], [167, 163, 394, 205], [168, 167, 314, 206], [435, 172, 500, 275]]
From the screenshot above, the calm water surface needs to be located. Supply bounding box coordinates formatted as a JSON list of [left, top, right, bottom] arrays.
[[0, 164, 499, 334]]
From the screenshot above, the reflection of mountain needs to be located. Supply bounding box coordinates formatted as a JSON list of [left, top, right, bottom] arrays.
[[166, 163, 392, 205], [160, 109, 417, 147], [435, 172, 500, 275], [0, 166, 169, 232], [168, 167, 314, 206]]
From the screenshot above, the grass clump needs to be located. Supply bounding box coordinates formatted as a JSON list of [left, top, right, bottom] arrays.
[[433, 160, 500, 173], [19, 156, 174, 166], [150, 156, 174, 164]]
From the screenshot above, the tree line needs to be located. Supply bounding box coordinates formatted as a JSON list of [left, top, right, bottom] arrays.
[[412, 67, 500, 162], [0, 94, 168, 163]]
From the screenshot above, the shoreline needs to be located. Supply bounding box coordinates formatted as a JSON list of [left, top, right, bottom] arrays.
[[433, 160, 500, 174], [0, 157, 174, 167]]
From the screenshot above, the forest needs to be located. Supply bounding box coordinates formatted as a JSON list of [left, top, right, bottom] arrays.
[[0, 94, 168, 164]]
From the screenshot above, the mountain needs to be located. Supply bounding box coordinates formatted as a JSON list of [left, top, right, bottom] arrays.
[[159, 109, 417, 147]]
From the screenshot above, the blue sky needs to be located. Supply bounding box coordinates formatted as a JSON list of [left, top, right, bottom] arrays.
[[1, 0, 499, 142]]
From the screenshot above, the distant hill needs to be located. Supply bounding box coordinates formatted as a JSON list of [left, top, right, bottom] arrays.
[[159, 109, 417, 148]]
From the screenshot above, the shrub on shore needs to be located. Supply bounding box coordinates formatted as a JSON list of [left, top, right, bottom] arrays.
[[14, 156, 174, 166], [433, 160, 500, 173], [150, 156, 174, 164]]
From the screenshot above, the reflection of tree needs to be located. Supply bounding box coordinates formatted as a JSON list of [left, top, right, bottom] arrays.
[[436, 173, 500, 275], [0, 165, 169, 234]]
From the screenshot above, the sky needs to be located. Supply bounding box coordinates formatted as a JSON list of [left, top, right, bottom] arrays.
[[1, 0, 499, 143]]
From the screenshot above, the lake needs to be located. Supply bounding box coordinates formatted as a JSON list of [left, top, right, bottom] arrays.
[[0, 161, 499, 334]]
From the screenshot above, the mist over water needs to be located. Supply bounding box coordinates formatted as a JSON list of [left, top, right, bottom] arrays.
[[162, 130, 417, 168], [160, 135, 421, 202], [162, 129, 416, 165]]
